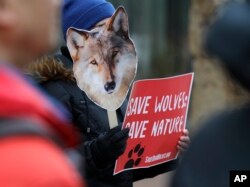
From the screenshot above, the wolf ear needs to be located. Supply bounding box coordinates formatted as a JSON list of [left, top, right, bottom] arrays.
[[66, 27, 89, 62], [108, 6, 129, 38]]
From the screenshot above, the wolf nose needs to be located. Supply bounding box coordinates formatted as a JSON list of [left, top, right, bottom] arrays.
[[104, 81, 116, 93]]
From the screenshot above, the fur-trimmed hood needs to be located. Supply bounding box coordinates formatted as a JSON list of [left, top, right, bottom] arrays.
[[27, 55, 75, 84]]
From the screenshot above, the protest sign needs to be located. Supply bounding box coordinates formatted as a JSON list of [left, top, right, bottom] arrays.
[[114, 73, 194, 175]]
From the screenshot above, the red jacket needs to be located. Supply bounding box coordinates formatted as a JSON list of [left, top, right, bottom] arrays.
[[0, 66, 85, 187]]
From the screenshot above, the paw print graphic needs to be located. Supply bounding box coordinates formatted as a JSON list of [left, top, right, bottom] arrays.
[[124, 143, 145, 169]]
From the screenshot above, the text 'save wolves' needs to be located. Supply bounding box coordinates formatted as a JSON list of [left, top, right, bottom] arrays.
[[124, 92, 188, 139]]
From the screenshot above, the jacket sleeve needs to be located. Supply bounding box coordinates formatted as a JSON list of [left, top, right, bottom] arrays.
[[132, 159, 179, 181], [41, 81, 112, 174]]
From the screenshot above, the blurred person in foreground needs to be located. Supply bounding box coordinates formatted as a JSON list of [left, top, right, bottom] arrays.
[[171, 1, 250, 187], [28, 0, 190, 186], [0, 0, 84, 186]]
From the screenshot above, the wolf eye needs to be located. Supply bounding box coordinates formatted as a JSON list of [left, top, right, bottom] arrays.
[[112, 50, 119, 58], [90, 60, 98, 65]]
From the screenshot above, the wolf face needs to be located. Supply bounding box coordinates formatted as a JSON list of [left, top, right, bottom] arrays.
[[67, 7, 137, 111]]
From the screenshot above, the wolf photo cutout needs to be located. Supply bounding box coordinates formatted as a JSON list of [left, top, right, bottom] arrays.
[[67, 7, 137, 111]]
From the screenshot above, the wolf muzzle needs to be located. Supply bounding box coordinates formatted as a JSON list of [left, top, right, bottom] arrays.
[[104, 81, 116, 93]]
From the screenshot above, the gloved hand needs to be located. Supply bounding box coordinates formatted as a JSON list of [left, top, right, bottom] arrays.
[[90, 126, 129, 168]]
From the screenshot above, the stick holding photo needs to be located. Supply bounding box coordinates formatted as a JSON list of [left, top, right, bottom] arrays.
[[66, 7, 137, 111]]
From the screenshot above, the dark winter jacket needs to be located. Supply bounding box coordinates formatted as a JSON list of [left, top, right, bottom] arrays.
[[172, 103, 250, 187], [28, 49, 178, 187]]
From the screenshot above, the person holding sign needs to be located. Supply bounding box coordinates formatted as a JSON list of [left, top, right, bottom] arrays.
[[28, 0, 190, 187]]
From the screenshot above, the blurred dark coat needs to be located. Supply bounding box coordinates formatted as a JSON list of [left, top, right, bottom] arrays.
[[172, 103, 250, 187]]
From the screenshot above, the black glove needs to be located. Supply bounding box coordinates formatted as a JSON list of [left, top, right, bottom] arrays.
[[90, 126, 129, 168]]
